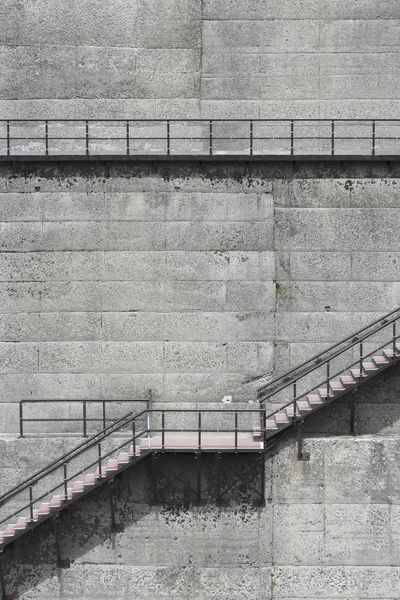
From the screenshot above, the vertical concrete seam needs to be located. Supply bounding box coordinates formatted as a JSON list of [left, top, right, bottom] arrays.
[[198, 0, 205, 114]]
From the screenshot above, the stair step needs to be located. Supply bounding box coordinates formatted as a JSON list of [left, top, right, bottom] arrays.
[[94, 467, 107, 478], [265, 419, 278, 430], [2, 525, 15, 538], [48, 495, 63, 508], [372, 355, 390, 365], [105, 460, 119, 472], [350, 368, 368, 378], [14, 517, 29, 531], [296, 401, 312, 411], [275, 413, 290, 424], [340, 375, 356, 385], [383, 345, 400, 358], [326, 381, 345, 392], [117, 452, 131, 464], [37, 503, 51, 516], [318, 388, 335, 398], [362, 362, 379, 371], [307, 394, 324, 405], [83, 474, 96, 486], [71, 481, 84, 494]]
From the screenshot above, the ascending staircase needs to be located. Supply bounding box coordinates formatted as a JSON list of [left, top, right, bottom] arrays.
[[1, 307, 400, 557]]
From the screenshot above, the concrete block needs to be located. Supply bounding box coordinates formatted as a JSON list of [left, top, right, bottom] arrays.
[[275, 281, 400, 313], [277, 251, 352, 281], [273, 179, 352, 208], [258, 221, 274, 250], [166, 222, 259, 251], [271, 439, 325, 504], [202, 52, 261, 76], [272, 566, 361, 598], [40, 312, 102, 341], [102, 341, 164, 373], [0, 313, 40, 341], [166, 192, 228, 221], [229, 251, 275, 280], [0, 222, 42, 251], [352, 252, 400, 281], [226, 311, 274, 341], [166, 251, 229, 280], [203, 0, 319, 19], [136, 48, 200, 73], [36, 373, 102, 399], [165, 281, 226, 311], [101, 373, 163, 401], [41, 281, 103, 312], [0, 342, 38, 374], [42, 192, 106, 221], [0, 251, 104, 282], [102, 312, 165, 341], [202, 76, 260, 101], [202, 20, 320, 52], [0, 192, 42, 221], [103, 251, 166, 281], [226, 281, 275, 311], [107, 192, 166, 221], [164, 372, 255, 403], [321, 20, 400, 51], [104, 222, 166, 250], [165, 342, 226, 372], [193, 567, 263, 599], [102, 281, 165, 311], [164, 312, 226, 341], [227, 341, 273, 374], [0, 373, 39, 403], [324, 438, 390, 503], [39, 342, 103, 373], [322, 0, 400, 19], [42, 221, 103, 251], [275, 311, 355, 343]]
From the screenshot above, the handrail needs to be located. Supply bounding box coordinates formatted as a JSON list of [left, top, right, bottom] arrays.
[[257, 306, 400, 401], [0, 407, 264, 529], [0, 410, 141, 506], [1, 118, 400, 159]]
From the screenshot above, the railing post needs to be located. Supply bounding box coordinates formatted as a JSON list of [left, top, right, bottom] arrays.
[[249, 120, 253, 157], [393, 322, 397, 361], [63, 463, 68, 502], [82, 401, 87, 438], [126, 120, 130, 156], [132, 419, 136, 460], [359, 342, 363, 379], [290, 120, 294, 156], [19, 402, 24, 438], [147, 389, 153, 439], [6, 120, 10, 156], [167, 120, 170, 156], [293, 382, 297, 421], [331, 120, 335, 156], [102, 401, 106, 430], [372, 120, 376, 157], [198, 411, 202, 450], [326, 361, 330, 397], [209, 120, 213, 156], [234, 410, 238, 450], [98, 442, 102, 478], [29, 486, 34, 524], [161, 410, 165, 450], [85, 120, 89, 157], [45, 120, 49, 156]]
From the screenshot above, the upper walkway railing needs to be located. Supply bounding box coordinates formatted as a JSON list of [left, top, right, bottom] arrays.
[[1, 118, 400, 159]]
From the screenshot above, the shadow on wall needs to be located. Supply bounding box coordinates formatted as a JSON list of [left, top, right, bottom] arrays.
[[1, 453, 265, 599], [302, 362, 400, 437]]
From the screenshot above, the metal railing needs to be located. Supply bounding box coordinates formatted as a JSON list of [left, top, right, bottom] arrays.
[[258, 307, 400, 421], [0, 407, 264, 534], [18, 395, 153, 438], [0, 119, 400, 158]]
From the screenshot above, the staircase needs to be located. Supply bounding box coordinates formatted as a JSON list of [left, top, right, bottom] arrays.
[[0, 308, 400, 556]]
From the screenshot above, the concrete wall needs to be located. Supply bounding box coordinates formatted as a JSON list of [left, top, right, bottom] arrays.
[[2, 431, 400, 599], [1, 160, 400, 432], [1, 0, 400, 119]]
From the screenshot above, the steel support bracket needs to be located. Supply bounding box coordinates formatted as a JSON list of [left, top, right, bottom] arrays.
[[297, 421, 310, 461], [108, 481, 124, 533], [53, 517, 70, 569]]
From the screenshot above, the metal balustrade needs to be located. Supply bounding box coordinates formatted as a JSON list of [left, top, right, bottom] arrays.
[[0, 119, 400, 159]]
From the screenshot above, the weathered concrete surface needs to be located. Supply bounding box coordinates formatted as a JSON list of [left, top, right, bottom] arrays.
[[1, 436, 400, 598], [1, 160, 400, 432], [1, 0, 400, 118]]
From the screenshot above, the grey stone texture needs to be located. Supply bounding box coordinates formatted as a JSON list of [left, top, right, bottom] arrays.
[[2, 436, 400, 598], [1, 0, 400, 119], [3, 161, 400, 434]]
